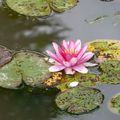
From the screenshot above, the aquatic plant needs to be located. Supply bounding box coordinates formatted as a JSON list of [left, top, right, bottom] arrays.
[[99, 60, 120, 84], [47, 40, 96, 75], [55, 86, 104, 114], [108, 93, 120, 115], [0, 51, 51, 89], [6, 0, 78, 17]]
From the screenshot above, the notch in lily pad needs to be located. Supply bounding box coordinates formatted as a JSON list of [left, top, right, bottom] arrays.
[[55, 86, 104, 114], [0, 51, 51, 89]]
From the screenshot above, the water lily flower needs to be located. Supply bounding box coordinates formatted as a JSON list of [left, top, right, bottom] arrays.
[[46, 40, 96, 75]]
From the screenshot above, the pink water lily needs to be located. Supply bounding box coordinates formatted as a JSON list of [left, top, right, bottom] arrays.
[[46, 40, 96, 75]]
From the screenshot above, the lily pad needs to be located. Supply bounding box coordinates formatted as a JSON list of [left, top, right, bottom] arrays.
[[95, 50, 120, 63], [6, 0, 51, 16], [0, 45, 12, 67], [108, 93, 120, 115], [88, 39, 120, 51], [99, 60, 120, 84], [56, 73, 98, 91], [0, 59, 22, 89], [0, 51, 51, 89], [88, 39, 120, 62], [55, 86, 104, 114], [14, 51, 51, 88], [49, 0, 78, 12]]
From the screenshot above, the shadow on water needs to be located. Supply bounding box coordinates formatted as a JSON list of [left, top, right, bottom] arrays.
[[0, 3, 70, 51]]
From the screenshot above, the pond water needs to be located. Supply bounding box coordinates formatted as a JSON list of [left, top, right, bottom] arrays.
[[0, 0, 120, 120]]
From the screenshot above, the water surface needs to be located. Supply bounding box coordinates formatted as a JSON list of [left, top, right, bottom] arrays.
[[0, 0, 120, 120]]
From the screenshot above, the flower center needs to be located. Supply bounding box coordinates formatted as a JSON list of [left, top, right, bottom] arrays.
[[65, 48, 76, 54]]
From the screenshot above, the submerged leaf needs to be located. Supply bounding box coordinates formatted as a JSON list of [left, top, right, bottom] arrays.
[[108, 93, 120, 115], [6, 0, 51, 16], [55, 86, 104, 114]]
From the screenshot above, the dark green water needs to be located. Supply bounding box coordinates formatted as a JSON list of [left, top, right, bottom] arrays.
[[0, 0, 120, 120]]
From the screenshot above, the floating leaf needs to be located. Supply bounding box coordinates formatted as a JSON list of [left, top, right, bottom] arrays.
[[55, 86, 104, 114], [0, 45, 12, 67], [0, 59, 22, 89], [49, 0, 78, 12], [99, 60, 120, 84], [6, 0, 51, 16], [56, 73, 98, 91], [44, 72, 63, 87], [108, 93, 120, 115], [14, 51, 51, 88], [88, 39, 120, 52], [0, 51, 51, 89], [88, 39, 120, 62]]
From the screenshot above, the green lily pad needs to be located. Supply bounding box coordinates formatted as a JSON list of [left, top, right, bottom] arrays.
[[14, 51, 51, 88], [0, 59, 22, 89], [49, 0, 78, 12], [88, 39, 120, 62], [88, 39, 120, 51], [6, 0, 51, 16], [95, 50, 120, 63], [56, 73, 98, 91], [108, 93, 120, 115], [0, 51, 51, 89], [0, 45, 13, 67], [99, 60, 120, 84], [55, 86, 104, 114]]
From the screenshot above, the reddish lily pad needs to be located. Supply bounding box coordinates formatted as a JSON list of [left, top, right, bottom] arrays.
[[0, 45, 12, 67]]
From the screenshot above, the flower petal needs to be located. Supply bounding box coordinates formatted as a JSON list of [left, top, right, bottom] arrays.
[[84, 62, 97, 67], [75, 39, 81, 52], [64, 68, 75, 75], [52, 42, 65, 62], [49, 65, 65, 72], [80, 52, 94, 63], [68, 82, 79, 88], [46, 50, 60, 63], [69, 40, 75, 48], [77, 44, 88, 60], [70, 57, 78, 66], [62, 40, 69, 49], [63, 61, 71, 67], [73, 65, 88, 74]]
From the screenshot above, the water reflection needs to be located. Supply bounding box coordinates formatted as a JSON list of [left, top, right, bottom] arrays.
[[0, 0, 120, 120], [0, 5, 70, 51]]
